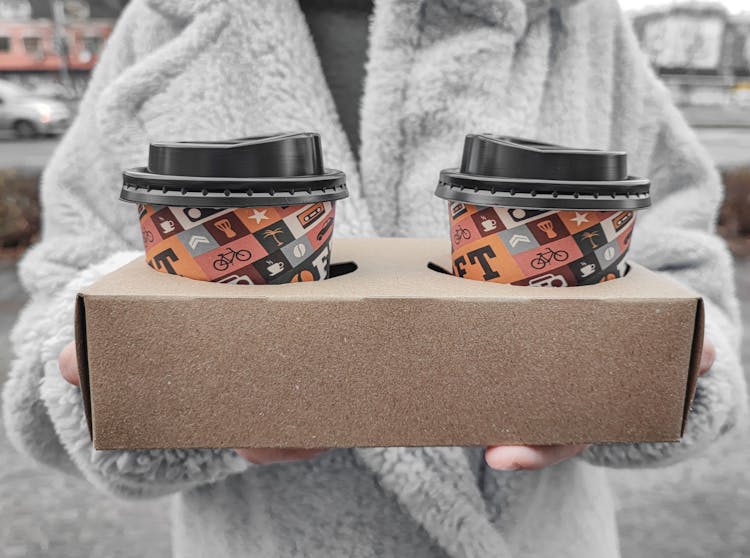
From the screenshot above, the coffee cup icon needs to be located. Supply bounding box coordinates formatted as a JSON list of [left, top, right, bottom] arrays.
[[579, 262, 596, 277], [481, 218, 497, 232], [159, 219, 176, 234], [266, 261, 285, 276]]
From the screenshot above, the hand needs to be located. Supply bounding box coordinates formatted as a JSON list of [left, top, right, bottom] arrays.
[[233, 448, 328, 464], [59, 341, 81, 386], [485, 339, 716, 471], [58, 341, 328, 464]]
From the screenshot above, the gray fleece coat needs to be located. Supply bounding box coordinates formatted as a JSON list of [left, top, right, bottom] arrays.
[[3, 1, 746, 557]]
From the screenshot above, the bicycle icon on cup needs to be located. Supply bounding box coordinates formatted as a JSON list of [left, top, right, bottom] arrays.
[[453, 225, 471, 243], [213, 247, 252, 271], [530, 247, 569, 270]]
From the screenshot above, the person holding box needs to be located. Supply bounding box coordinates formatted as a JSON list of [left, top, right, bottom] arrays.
[[3, 1, 743, 557]]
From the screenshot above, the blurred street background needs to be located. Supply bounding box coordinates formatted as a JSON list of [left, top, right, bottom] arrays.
[[1, 0, 749, 557]]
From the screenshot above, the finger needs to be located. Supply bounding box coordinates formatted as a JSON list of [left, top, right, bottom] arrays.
[[699, 340, 716, 376], [485, 444, 589, 471], [233, 448, 328, 464], [58, 341, 80, 386]]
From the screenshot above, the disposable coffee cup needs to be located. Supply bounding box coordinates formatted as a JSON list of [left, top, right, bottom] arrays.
[[435, 135, 651, 286], [121, 133, 348, 284]]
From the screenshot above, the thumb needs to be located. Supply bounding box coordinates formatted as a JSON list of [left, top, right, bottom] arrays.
[[699, 340, 715, 376], [59, 341, 81, 386]]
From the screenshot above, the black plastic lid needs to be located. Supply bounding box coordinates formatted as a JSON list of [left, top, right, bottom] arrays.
[[436, 135, 650, 211], [121, 133, 348, 207]]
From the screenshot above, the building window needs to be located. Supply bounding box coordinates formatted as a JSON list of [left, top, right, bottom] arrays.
[[0, 37, 10, 53], [22, 36, 42, 55]]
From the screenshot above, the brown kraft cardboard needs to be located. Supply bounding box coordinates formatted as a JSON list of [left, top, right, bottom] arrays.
[[75, 238, 703, 450]]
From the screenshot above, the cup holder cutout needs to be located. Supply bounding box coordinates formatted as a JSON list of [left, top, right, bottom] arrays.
[[425, 262, 631, 286], [329, 261, 358, 279], [196, 261, 357, 285], [427, 262, 452, 275]]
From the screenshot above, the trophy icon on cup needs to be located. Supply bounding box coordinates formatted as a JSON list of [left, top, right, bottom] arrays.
[[215, 218, 237, 239], [536, 220, 557, 240]]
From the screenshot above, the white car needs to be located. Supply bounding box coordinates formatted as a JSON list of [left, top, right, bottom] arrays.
[[0, 80, 72, 138]]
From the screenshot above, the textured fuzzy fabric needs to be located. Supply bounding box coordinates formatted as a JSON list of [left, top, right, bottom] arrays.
[[2, 0, 746, 557]]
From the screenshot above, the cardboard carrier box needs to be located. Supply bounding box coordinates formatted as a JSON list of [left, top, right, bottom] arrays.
[[75, 238, 703, 450]]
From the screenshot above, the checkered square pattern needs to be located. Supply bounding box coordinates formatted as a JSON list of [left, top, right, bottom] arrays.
[[137, 201, 336, 284], [448, 202, 636, 286]]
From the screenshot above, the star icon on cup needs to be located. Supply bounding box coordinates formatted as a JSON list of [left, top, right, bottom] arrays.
[[570, 212, 589, 226], [249, 209, 269, 224]]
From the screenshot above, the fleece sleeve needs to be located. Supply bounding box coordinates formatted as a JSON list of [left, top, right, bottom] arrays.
[[1, 0, 249, 499], [579, 74, 747, 469]]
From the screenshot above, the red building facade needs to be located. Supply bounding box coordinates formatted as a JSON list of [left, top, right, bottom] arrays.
[[0, 18, 111, 72]]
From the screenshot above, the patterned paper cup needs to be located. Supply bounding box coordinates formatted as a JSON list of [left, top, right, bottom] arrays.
[[447, 203, 636, 286], [135, 202, 337, 284], [121, 134, 348, 284], [436, 135, 651, 286]]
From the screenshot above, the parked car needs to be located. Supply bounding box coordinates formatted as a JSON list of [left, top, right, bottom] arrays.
[[0, 79, 71, 138]]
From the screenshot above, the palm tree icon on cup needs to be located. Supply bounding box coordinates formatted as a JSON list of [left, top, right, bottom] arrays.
[[580, 231, 600, 250], [263, 228, 285, 247]]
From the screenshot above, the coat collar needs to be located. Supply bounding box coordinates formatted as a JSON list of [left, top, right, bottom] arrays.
[[359, 0, 532, 234]]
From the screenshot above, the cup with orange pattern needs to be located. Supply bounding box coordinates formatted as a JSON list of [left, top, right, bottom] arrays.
[[120, 134, 348, 284], [435, 135, 651, 287]]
